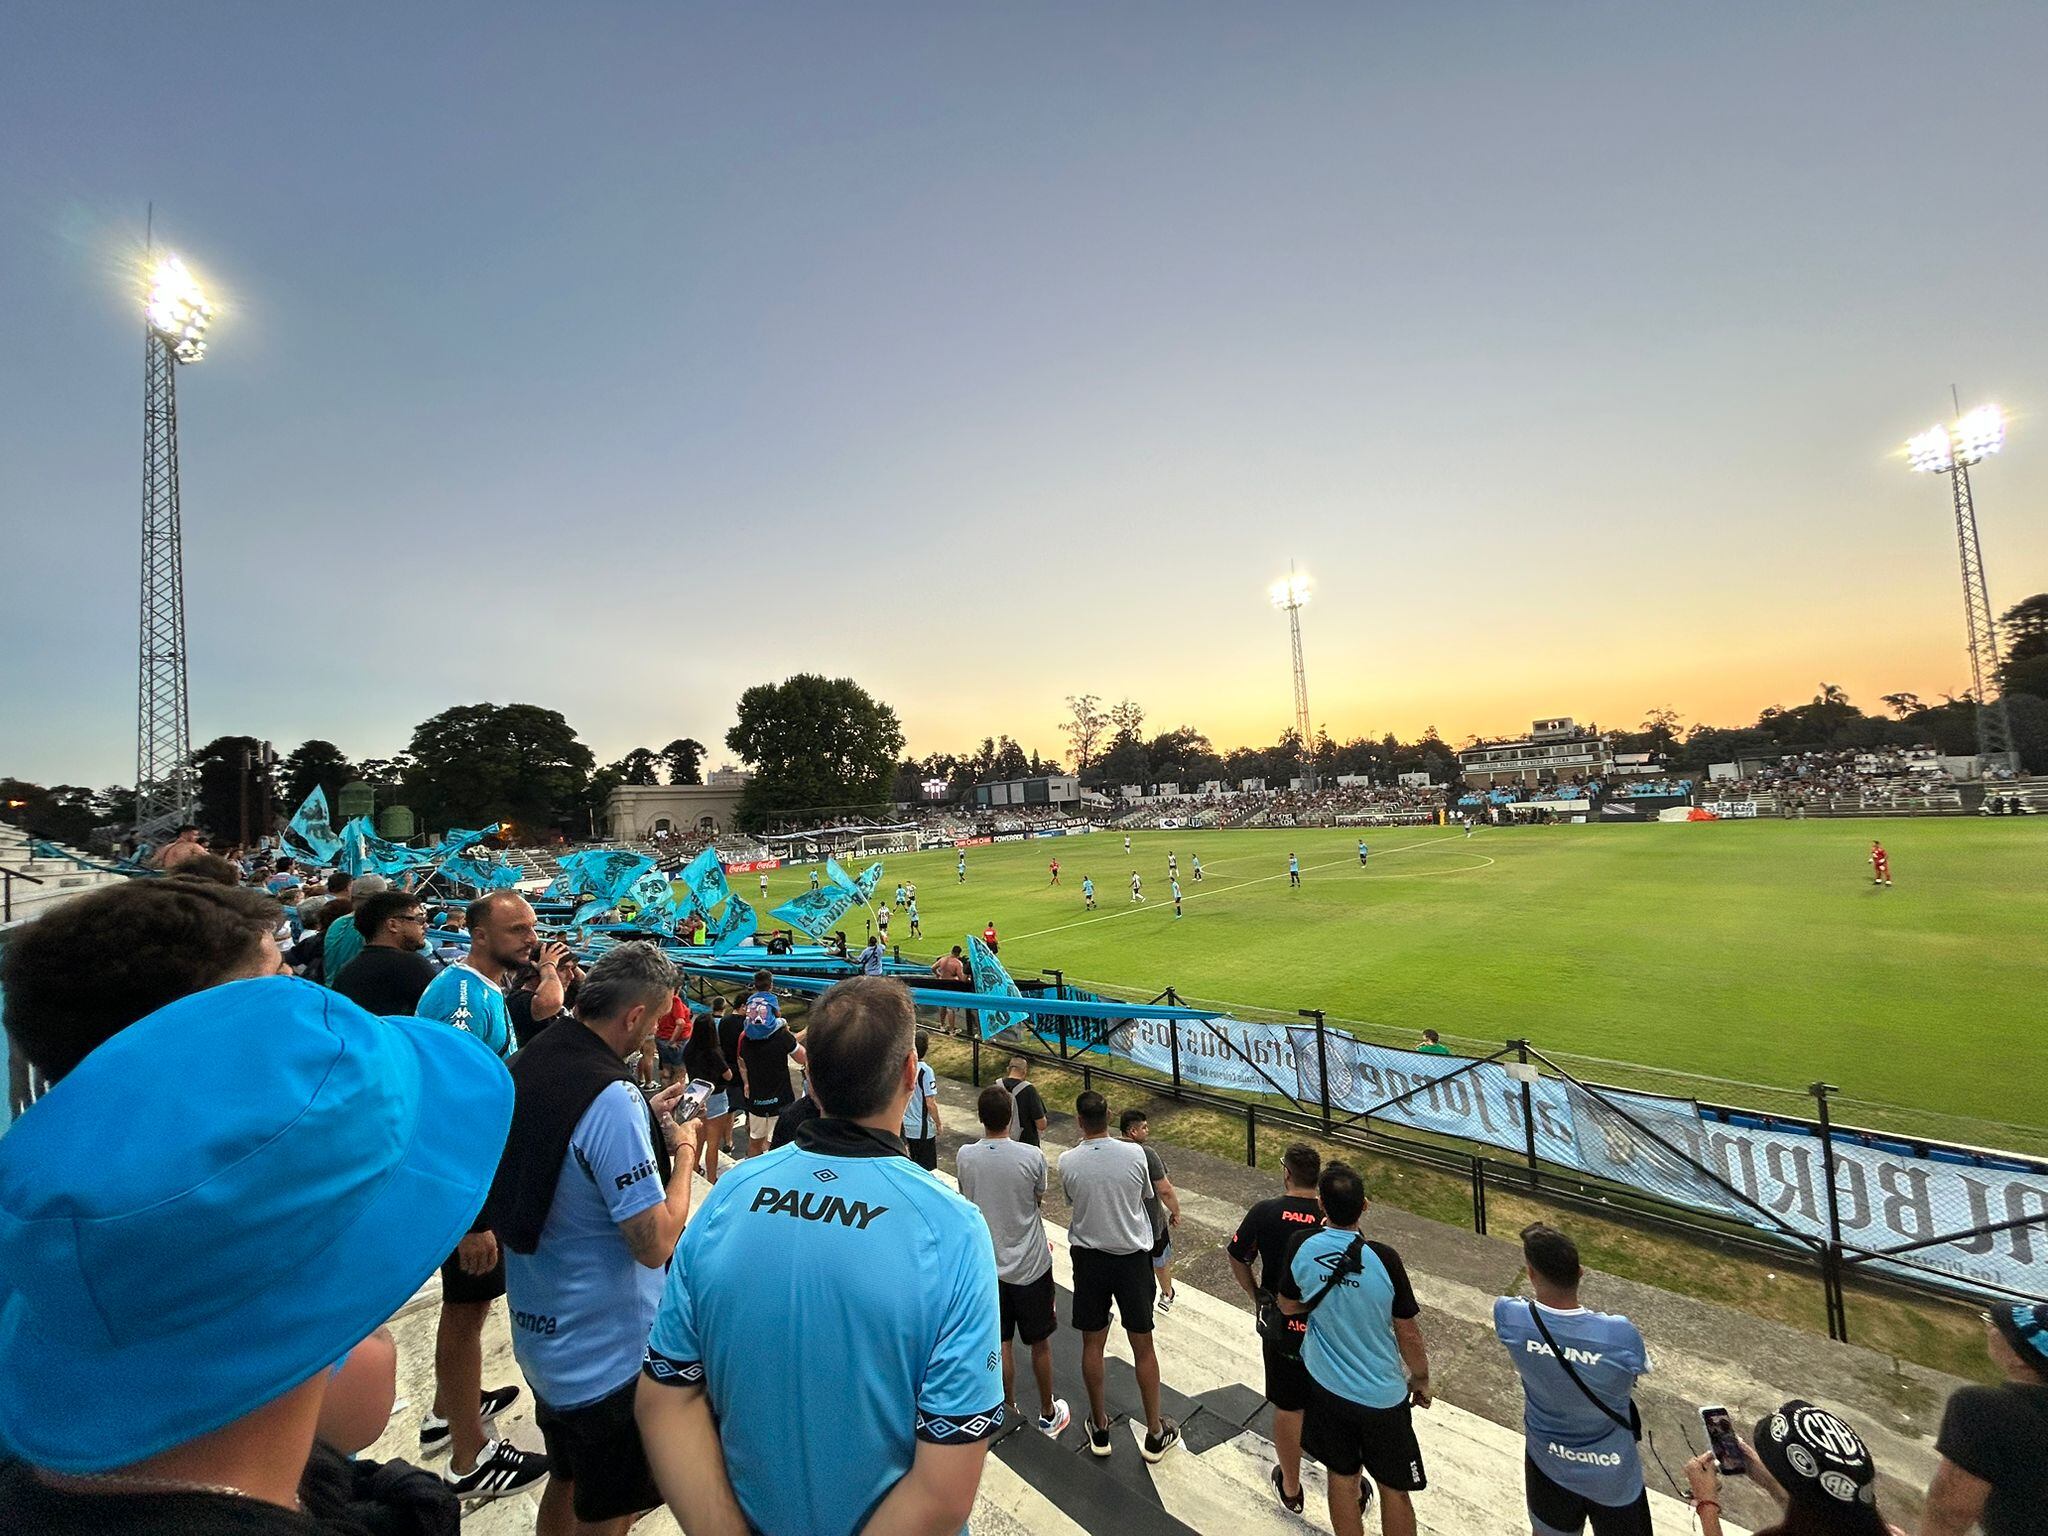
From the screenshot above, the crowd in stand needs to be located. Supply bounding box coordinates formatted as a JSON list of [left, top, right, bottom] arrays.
[[3, 849, 2044, 1536]]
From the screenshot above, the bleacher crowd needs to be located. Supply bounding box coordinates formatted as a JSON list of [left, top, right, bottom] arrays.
[[2, 847, 2043, 1536]]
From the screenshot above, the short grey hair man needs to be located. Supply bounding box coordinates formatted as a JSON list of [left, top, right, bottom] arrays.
[[576, 941, 680, 1026], [350, 874, 391, 900]]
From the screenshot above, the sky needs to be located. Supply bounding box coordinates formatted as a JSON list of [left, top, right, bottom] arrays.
[[3, 3, 2045, 787]]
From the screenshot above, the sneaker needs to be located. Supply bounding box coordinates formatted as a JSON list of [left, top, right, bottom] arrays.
[[1156, 1287, 1176, 1315], [1088, 1418, 1113, 1458], [419, 1385, 523, 1452], [442, 1438, 550, 1501], [1271, 1464, 1304, 1514], [1038, 1399, 1072, 1438], [1141, 1419, 1181, 1463]]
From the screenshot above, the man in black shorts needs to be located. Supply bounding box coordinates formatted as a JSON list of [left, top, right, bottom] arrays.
[[955, 1085, 1070, 1437], [1057, 1092, 1180, 1463], [1278, 1162, 1431, 1536], [1227, 1142, 1325, 1513]]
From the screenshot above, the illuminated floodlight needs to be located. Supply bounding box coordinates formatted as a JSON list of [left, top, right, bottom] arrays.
[[1906, 425, 1954, 474], [144, 254, 212, 364], [1269, 571, 1311, 609], [1951, 404, 2005, 465]]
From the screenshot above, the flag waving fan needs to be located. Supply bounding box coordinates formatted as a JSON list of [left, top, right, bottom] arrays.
[[964, 935, 1026, 1037]]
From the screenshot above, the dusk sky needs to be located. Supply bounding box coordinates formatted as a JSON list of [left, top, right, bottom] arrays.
[[4, 4, 2045, 787]]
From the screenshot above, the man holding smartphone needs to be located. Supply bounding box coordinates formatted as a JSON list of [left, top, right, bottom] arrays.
[[1492, 1223, 1652, 1536]]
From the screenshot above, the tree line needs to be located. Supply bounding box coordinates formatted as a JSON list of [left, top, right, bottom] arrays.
[[5, 596, 2044, 846]]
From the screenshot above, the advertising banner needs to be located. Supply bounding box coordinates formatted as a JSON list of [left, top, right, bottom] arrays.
[[722, 858, 783, 874]]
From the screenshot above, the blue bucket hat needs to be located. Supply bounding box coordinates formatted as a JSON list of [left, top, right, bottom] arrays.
[[0, 975, 512, 1473]]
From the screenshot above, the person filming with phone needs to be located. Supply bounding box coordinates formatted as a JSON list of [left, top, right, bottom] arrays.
[[1492, 1223, 1652, 1536], [491, 941, 704, 1535]]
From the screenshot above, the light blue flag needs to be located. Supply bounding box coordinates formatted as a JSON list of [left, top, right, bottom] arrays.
[[853, 862, 884, 903], [285, 787, 341, 867], [770, 884, 861, 938], [557, 850, 657, 904], [824, 856, 862, 894], [678, 846, 731, 913], [964, 935, 1026, 1037], [428, 824, 502, 861], [438, 851, 524, 892], [624, 867, 680, 933], [337, 816, 432, 879], [709, 894, 758, 955]]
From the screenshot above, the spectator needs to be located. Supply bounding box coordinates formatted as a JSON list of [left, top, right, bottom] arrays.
[[0, 977, 509, 1535], [1684, 1401, 1903, 1536], [715, 996, 747, 1160], [1120, 1108, 1182, 1312], [902, 1029, 942, 1170], [999, 1054, 1049, 1146], [738, 985, 808, 1157], [0, 878, 285, 1081], [1227, 1141, 1325, 1514], [331, 890, 439, 1015], [508, 939, 573, 1046], [1278, 1161, 1430, 1536], [932, 944, 968, 1028], [494, 943, 703, 1536], [957, 1083, 1070, 1438], [1920, 1302, 2048, 1536], [1416, 1030, 1450, 1057], [173, 851, 243, 886], [636, 976, 1003, 1536], [681, 996, 736, 1185], [858, 933, 887, 975], [318, 874, 390, 987], [153, 822, 206, 869], [413, 890, 549, 1501], [652, 988, 691, 1086], [1059, 1090, 1182, 1463], [1493, 1223, 1651, 1536]]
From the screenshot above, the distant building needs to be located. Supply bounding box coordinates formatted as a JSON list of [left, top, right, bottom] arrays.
[[607, 769, 752, 840], [1458, 717, 1613, 788], [973, 774, 1080, 809]]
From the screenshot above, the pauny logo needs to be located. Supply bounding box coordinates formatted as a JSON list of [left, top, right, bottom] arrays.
[[749, 1185, 888, 1229]]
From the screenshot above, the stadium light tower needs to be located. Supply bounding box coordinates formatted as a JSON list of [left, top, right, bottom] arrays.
[[1905, 403, 2013, 765], [1269, 564, 1318, 791], [135, 248, 214, 842]]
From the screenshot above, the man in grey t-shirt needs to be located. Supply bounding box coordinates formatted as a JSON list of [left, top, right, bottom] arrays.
[[956, 1086, 1069, 1438], [1121, 1109, 1182, 1313], [1057, 1092, 1180, 1463]]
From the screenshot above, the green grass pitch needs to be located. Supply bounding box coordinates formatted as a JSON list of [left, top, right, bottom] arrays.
[[745, 820, 2048, 1135]]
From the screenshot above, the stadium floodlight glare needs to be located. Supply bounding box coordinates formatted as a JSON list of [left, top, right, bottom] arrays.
[[1901, 400, 2014, 764], [1269, 571, 1312, 610], [144, 254, 212, 364]]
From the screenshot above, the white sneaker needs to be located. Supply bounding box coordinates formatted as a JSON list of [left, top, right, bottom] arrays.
[[1156, 1287, 1176, 1314], [1038, 1398, 1072, 1437]]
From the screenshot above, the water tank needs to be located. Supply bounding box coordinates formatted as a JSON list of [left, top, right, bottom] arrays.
[[336, 781, 376, 821], [377, 805, 416, 842]]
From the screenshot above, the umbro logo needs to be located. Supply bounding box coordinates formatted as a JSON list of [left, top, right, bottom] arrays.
[[813, 1169, 838, 1182]]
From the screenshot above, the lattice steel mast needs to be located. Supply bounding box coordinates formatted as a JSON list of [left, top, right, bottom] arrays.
[[1906, 404, 2013, 765], [1270, 564, 1317, 791], [135, 246, 213, 841]]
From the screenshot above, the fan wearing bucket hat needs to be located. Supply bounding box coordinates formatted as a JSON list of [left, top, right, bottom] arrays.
[[0, 976, 513, 1533], [1683, 1400, 1903, 1536], [1922, 1303, 2048, 1536]]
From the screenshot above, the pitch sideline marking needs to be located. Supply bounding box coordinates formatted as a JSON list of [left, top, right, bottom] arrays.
[[1002, 833, 1488, 944]]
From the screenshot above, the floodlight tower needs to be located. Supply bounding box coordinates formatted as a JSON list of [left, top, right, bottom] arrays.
[[135, 251, 213, 842], [1269, 564, 1317, 791], [1905, 404, 2013, 765]]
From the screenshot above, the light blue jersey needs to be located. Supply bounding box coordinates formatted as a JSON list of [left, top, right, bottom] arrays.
[[902, 1061, 939, 1141], [504, 1081, 666, 1409], [1287, 1229, 1418, 1410], [644, 1119, 1002, 1536], [416, 963, 514, 1058], [1493, 1298, 1649, 1506]]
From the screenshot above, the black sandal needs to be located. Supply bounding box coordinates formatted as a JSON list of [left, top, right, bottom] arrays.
[[1270, 1464, 1304, 1514]]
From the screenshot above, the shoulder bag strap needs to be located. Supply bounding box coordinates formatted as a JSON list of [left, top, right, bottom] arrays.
[[1526, 1301, 1635, 1436], [1297, 1233, 1367, 1320]]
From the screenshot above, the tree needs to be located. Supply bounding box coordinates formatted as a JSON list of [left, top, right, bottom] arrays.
[[615, 748, 662, 786], [659, 737, 706, 786], [1060, 695, 1107, 772], [1106, 698, 1147, 741], [1880, 693, 1924, 720], [353, 757, 410, 790], [1639, 707, 1684, 755], [2000, 654, 2048, 703], [2000, 594, 2048, 665], [1097, 736, 1150, 789], [725, 675, 905, 831], [0, 780, 108, 847], [281, 739, 352, 812], [402, 703, 596, 834], [191, 736, 273, 842], [991, 736, 1031, 781]]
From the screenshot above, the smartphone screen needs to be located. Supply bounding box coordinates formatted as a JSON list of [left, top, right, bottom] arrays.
[[675, 1081, 713, 1123], [1700, 1407, 1746, 1474]]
